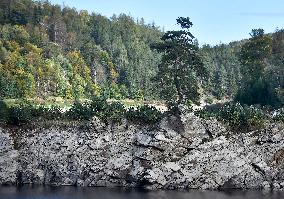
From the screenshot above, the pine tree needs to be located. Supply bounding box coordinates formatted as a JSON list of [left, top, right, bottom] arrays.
[[152, 17, 206, 106]]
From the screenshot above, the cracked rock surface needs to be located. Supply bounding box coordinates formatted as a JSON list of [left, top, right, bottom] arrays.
[[0, 113, 283, 190]]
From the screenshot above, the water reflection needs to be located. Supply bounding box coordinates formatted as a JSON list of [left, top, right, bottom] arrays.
[[0, 186, 283, 199]]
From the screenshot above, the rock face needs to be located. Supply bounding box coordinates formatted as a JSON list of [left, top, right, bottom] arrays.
[[0, 129, 18, 184], [0, 113, 283, 190]]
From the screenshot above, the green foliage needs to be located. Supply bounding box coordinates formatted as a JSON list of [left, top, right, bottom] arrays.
[[239, 29, 272, 80], [152, 17, 206, 106], [66, 97, 162, 124], [237, 29, 276, 106], [101, 83, 122, 100], [101, 102, 126, 122], [0, 99, 35, 125], [119, 84, 130, 99], [200, 43, 241, 99], [0, 0, 283, 114], [204, 97, 214, 104], [0, 100, 10, 123], [67, 98, 125, 122], [0, 99, 65, 125], [67, 101, 93, 120], [0, 0, 163, 101], [0, 98, 163, 125], [126, 105, 162, 124], [8, 104, 34, 125], [235, 78, 273, 105], [34, 105, 63, 120], [129, 87, 144, 100], [196, 103, 267, 132]]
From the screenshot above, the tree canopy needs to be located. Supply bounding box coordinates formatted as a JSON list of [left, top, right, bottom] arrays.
[[0, 0, 283, 108], [152, 17, 206, 106], [0, 0, 162, 100]]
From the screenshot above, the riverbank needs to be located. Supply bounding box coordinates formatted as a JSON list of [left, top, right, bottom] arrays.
[[0, 111, 284, 190]]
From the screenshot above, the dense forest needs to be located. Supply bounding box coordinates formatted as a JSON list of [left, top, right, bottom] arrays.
[[0, 0, 283, 108], [0, 0, 162, 100]]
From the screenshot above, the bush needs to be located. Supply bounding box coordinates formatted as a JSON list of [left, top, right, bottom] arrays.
[[0, 97, 163, 125], [90, 97, 108, 113], [9, 106, 32, 125], [126, 105, 162, 124], [67, 98, 126, 122], [235, 78, 281, 107], [0, 100, 10, 123], [67, 101, 93, 120], [6, 100, 35, 125], [100, 102, 126, 122], [34, 105, 64, 120], [67, 99, 162, 124], [196, 102, 267, 132], [0, 99, 65, 125]]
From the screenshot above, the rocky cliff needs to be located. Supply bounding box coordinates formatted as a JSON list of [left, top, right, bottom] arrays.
[[0, 112, 283, 190]]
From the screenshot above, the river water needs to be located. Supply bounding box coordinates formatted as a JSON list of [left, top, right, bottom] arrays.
[[0, 186, 283, 199]]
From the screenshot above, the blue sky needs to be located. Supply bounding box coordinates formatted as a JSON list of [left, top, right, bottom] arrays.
[[49, 0, 284, 45]]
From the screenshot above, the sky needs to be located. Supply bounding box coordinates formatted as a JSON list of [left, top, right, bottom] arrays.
[[48, 0, 284, 45]]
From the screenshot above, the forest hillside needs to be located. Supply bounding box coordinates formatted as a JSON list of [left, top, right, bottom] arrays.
[[0, 0, 283, 109]]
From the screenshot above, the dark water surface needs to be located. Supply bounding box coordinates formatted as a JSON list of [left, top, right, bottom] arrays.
[[0, 186, 283, 199]]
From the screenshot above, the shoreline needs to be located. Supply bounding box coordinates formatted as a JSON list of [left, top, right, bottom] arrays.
[[0, 113, 284, 191]]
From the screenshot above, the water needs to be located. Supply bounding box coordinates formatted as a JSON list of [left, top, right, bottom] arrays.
[[0, 186, 283, 199]]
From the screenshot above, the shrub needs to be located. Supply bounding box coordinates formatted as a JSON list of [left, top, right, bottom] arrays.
[[90, 97, 108, 113], [7, 100, 35, 125], [0, 100, 10, 123], [0, 99, 65, 125], [9, 106, 32, 125], [0, 97, 163, 125], [100, 102, 126, 122], [196, 102, 267, 132], [67, 101, 93, 120], [34, 105, 64, 120], [66, 98, 126, 122], [126, 105, 162, 124], [68, 98, 162, 124]]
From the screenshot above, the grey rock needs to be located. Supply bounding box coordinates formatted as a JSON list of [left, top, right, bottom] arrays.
[[262, 181, 271, 190], [0, 130, 18, 184], [0, 113, 283, 190]]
